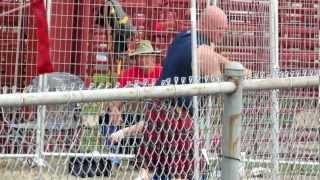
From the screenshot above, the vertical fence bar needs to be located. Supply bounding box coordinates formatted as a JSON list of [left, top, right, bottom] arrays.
[[36, 74, 47, 179], [46, 0, 52, 30], [207, 0, 217, 6], [190, 0, 201, 179], [204, 0, 217, 162], [270, 0, 280, 179], [36, 1, 51, 178], [14, 1, 24, 87], [221, 62, 244, 180], [203, 0, 217, 169]]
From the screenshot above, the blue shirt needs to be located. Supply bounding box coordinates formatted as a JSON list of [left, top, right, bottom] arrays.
[[158, 30, 209, 84], [157, 30, 209, 107]]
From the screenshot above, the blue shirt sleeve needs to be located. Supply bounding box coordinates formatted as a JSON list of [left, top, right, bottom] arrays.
[[156, 31, 209, 107]]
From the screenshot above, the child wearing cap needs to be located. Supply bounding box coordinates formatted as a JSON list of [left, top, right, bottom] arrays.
[[105, 40, 162, 167]]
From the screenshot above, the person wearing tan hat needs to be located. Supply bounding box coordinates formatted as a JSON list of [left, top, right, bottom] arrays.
[[107, 40, 162, 166], [120, 39, 162, 87], [108, 40, 162, 125]]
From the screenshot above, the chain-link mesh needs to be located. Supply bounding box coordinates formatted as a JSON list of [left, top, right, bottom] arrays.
[[0, 74, 318, 179], [1, 0, 320, 179], [241, 88, 319, 179]]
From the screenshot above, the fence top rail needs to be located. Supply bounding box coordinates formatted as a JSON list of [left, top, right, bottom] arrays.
[[0, 81, 236, 106], [0, 76, 318, 106], [243, 76, 319, 91]]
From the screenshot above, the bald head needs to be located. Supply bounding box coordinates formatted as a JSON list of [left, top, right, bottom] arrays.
[[198, 6, 228, 43]]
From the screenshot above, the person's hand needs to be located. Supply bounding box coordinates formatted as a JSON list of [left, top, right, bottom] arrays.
[[244, 68, 252, 77], [134, 168, 150, 180], [110, 129, 125, 144], [110, 106, 122, 125]]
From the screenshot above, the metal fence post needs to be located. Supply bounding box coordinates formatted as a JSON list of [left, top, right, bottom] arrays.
[[221, 62, 244, 180], [190, 0, 201, 179], [36, 74, 47, 180], [46, 0, 52, 30], [270, 0, 280, 179]]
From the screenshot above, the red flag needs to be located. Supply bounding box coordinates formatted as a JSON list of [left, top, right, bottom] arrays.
[[31, 0, 53, 74]]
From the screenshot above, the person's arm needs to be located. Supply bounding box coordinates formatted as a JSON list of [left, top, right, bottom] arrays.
[[198, 45, 227, 76], [110, 121, 145, 144], [122, 121, 144, 136], [109, 101, 122, 125], [109, 67, 129, 125], [197, 45, 251, 76]]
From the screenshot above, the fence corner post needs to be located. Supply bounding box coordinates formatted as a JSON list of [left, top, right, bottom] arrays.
[[221, 62, 244, 180]]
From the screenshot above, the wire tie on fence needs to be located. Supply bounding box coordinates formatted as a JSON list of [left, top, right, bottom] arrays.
[[160, 80, 165, 86], [181, 77, 186, 84], [166, 78, 171, 85], [204, 75, 209, 83], [189, 76, 193, 84], [220, 155, 241, 162], [174, 77, 179, 85]]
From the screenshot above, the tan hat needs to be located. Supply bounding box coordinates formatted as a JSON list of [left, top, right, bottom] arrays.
[[128, 40, 161, 57]]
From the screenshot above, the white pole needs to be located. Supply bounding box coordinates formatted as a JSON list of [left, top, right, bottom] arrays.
[[0, 76, 318, 106], [221, 62, 244, 180], [46, 0, 52, 30], [14, 1, 24, 87], [243, 76, 319, 90], [0, 154, 36, 158], [0, 82, 237, 106], [207, 0, 217, 6], [270, 1, 280, 179], [204, 2, 219, 177], [191, 0, 200, 178], [204, 0, 217, 172], [36, 74, 47, 180], [42, 152, 135, 158], [1, 154, 317, 166]]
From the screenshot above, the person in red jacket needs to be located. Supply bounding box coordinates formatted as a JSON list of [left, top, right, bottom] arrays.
[[104, 40, 162, 167], [108, 40, 162, 126]]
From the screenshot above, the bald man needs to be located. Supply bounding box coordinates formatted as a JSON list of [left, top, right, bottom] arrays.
[[135, 6, 232, 180], [114, 6, 246, 180], [153, 5, 232, 113]]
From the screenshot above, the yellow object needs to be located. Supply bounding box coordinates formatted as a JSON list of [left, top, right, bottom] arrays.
[[110, 7, 115, 15], [119, 15, 128, 25], [176, 107, 182, 114]]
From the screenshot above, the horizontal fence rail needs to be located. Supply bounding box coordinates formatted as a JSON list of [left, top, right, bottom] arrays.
[[0, 76, 318, 106]]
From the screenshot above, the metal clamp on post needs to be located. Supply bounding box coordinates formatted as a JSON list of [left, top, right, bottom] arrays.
[[224, 62, 245, 88], [221, 62, 244, 180]]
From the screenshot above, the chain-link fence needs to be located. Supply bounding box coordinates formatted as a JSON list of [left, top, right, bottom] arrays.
[[0, 68, 319, 179], [1, 0, 320, 179]]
